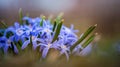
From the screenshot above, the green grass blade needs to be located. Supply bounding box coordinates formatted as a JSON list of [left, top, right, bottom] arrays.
[[56, 13, 64, 23], [82, 33, 97, 48], [52, 21, 57, 32], [70, 24, 97, 51], [0, 21, 7, 28], [19, 8, 23, 25], [40, 16, 46, 26], [51, 20, 63, 43], [30, 36, 32, 45]]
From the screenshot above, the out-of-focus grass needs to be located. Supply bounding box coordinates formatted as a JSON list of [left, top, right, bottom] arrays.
[[0, 36, 120, 67]]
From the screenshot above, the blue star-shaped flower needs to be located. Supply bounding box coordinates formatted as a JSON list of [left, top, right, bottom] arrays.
[[0, 36, 18, 54]]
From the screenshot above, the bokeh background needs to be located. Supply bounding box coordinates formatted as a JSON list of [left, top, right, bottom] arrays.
[[0, 0, 120, 67]]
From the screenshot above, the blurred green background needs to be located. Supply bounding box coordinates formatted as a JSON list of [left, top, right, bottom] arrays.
[[0, 0, 120, 67]]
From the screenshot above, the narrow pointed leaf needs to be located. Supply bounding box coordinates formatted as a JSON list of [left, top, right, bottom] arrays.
[[0, 21, 7, 28], [52, 20, 63, 43], [30, 36, 32, 45], [40, 16, 46, 26], [56, 13, 64, 23], [52, 21, 57, 32], [18, 40, 22, 46], [48, 15, 53, 24], [19, 8, 23, 25], [70, 24, 97, 51], [82, 33, 97, 48]]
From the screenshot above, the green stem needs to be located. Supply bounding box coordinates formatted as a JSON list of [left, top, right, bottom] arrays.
[[19, 8, 23, 25], [52, 21, 57, 32], [70, 24, 97, 51], [82, 33, 97, 48], [51, 20, 63, 43], [40, 16, 46, 26]]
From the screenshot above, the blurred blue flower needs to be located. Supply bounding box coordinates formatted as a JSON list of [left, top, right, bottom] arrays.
[[79, 44, 92, 56], [23, 16, 41, 26], [21, 32, 41, 50], [0, 36, 18, 54], [56, 37, 70, 60], [0, 16, 95, 60], [38, 35, 57, 58]]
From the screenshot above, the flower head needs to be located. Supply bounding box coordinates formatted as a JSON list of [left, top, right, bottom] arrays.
[[0, 14, 97, 60]]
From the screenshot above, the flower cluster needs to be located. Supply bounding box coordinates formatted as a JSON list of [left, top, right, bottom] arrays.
[[0, 15, 97, 60]]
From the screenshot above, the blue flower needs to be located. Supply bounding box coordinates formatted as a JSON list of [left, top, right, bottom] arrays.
[[39, 43, 56, 58], [56, 39, 70, 60], [16, 28, 24, 36], [13, 22, 23, 42], [38, 34, 57, 58], [21, 34, 41, 50], [4, 22, 22, 42], [0, 15, 96, 60], [23, 16, 41, 26], [59, 45, 70, 60], [40, 26, 53, 39], [60, 26, 78, 46], [61, 25, 77, 36], [1, 26, 20, 54], [0, 36, 10, 54], [0, 36, 18, 54]]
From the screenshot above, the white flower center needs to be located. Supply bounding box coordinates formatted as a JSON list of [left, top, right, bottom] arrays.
[[16, 29, 23, 36], [7, 39, 11, 45], [61, 45, 66, 49], [45, 28, 50, 32], [32, 36, 36, 40], [32, 19, 35, 22], [47, 43, 52, 48]]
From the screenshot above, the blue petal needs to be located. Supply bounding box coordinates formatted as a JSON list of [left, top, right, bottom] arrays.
[[13, 44, 18, 54], [64, 51, 69, 60], [37, 38, 46, 43], [79, 44, 92, 56], [42, 20, 47, 27], [14, 35, 20, 42], [4, 27, 15, 36], [70, 24, 74, 30], [42, 48, 49, 58], [21, 40, 30, 50], [0, 43, 3, 48], [34, 17, 41, 23], [60, 50, 69, 60], [22, 16, 30, 20], [3, 45, 9, 54], [14, 22, 20, 29], [9, 36, 14, 42], [32, 41, 38, 50]]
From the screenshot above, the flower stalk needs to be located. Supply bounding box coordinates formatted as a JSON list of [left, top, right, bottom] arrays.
[[70, 24, 97, 51]]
